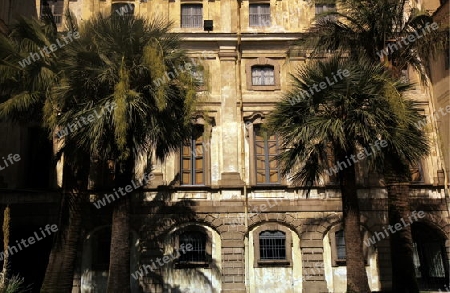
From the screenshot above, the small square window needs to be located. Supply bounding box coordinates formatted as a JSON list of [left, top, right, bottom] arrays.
[[181, 4, 203, 28], [251, 66, 274, 86], [249, 4, 270, 27]]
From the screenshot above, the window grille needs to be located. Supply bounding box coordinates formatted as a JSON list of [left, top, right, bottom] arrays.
[[251, 66, 275, 86], [181, 4, 203, 28], [249, 4, 270, 27], [259, 231, 286, 260], [179, 231, 207, 262], [335, 230, 346, 260]]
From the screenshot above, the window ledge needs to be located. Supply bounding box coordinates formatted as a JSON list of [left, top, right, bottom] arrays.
[[175, 261, 210, 269], [257, 259, 291, 267]]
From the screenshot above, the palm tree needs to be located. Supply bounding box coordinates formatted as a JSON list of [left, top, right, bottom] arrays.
[[302, 1, 446, 290], [0, 13, 91, 293], [267, 56, 427, 293], [51, 14, 199, 292], [307, 0, 447, 81]]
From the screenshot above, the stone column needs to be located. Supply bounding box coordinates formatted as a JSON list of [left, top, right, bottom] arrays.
[[218, 45, 244, 187], [300, 236, 328, 292]]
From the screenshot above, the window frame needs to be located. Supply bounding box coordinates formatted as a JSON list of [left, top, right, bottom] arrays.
[[329, 225, 369, 267], [249, 3, 271, 27], [180, 125, 206, 186], [253, 224, 292, 267], [181, 4, 203, 29], [253, 125, 280, 185], [176, 118, 212, 187], [251, 65, 275, 86], [246, 57, 281, 91]]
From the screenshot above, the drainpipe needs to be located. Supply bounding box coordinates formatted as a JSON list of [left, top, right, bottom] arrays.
[[236, 0, 249, 291]]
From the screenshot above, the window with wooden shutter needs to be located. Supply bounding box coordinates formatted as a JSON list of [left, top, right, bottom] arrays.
[[254, 126, 280, 184], [181, 126, 205, 185], [181, 4, 203, 28]]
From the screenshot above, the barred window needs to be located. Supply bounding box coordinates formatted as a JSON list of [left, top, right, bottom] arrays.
[[251, 66, 274, 86], [335, 230, 346, 260], [259, 231, 286, 260], [249, 4, 270, 27], [181, 4, 203, 28], [179, 231, 206, 262]]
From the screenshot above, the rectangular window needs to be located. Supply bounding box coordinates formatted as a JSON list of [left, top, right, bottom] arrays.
[[259, 231, 286, 260], [252, 66, 274, 86], [179, 231, 207, 262], [111, 3, 135, 17], [249, 4, 270, 27], [181, 4, 203, 28], [254, 126, 279, 184], [181, 126, 205, 185], [191, 66, 204, 85], [335, 230, 346, 260], [315, 4, 336, 15], [40, 0, 64, 24]]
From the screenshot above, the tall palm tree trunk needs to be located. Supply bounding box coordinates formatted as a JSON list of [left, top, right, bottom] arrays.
[[106, 158, 133, 293], [338, 150, 371, 293], [40, 191, 87, 293], [387, 181, 419, 293], [41, 153, 90, 293], [107, 197, 130, 293]]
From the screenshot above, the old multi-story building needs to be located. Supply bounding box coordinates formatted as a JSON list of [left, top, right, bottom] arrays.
[[0, 0, 449, 292]]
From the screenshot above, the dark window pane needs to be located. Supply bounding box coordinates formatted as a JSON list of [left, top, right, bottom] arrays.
[[179, 231, 207, 262], [336, 230, 346, 260], [259, 231, 286, 260]]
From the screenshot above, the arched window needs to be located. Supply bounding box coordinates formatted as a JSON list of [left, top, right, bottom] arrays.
[[253, 224, 292, 267]]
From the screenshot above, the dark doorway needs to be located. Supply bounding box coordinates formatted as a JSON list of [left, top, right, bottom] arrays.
[[412, 222, 449, 290]]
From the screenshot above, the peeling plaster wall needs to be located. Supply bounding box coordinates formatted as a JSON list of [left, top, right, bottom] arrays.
[[247, 226, 302, 293]]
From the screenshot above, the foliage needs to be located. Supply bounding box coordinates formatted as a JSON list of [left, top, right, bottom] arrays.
[[303, 0, 448, 83], [267, 55, 427, 185]]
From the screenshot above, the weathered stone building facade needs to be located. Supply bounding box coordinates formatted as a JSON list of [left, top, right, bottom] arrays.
[[0, 0, 449, 292]]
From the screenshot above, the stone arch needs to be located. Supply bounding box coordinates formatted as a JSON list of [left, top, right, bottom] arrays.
[[159, 221, 222, 293], [246, 220, 303, 292], [247, 215, 301, 240]]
